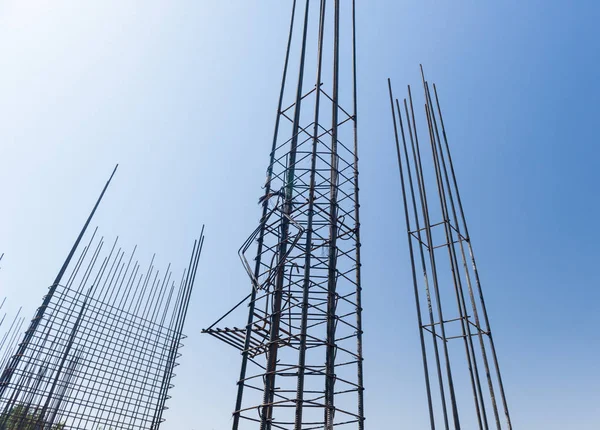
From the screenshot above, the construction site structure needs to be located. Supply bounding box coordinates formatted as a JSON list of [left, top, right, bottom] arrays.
[[0, 167, 204, 430], [203, 1, 364, 429], [388, 68, 512, 430]]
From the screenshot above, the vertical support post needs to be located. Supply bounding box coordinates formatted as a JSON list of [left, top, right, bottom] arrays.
[[294, 0, 327, 428], [352, 1, 365, 429], [324, 1, 341, 428], [232, 2, 299, 428], [260, 1, 312, 429], [388, 80, 436, 430], [403, 96, 450, 430]]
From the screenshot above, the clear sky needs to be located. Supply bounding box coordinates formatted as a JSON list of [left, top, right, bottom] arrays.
[[1, 1, 599, 429]]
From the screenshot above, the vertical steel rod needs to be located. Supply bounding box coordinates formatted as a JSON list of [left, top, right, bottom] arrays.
[[294, 0, 327, 428], [388, 80, 436, 430]]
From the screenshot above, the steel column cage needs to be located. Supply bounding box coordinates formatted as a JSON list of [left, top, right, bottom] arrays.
[[0, 168, 204, 430], [387, 68, 512, 430], [203, 1, 364, 430]]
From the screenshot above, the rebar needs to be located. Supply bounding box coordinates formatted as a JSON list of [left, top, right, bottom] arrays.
[[203, 1, 364, 429], [0, 168, 204, 430], [388, 68, 512, 430]]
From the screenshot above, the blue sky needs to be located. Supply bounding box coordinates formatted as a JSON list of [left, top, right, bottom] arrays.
[[1, 0, 599, 429]]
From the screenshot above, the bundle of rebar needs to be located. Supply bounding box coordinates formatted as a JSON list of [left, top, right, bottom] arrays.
[[0, 168, 204, 430], [0, 298, 24, 382], [388, 67, 512, 430]]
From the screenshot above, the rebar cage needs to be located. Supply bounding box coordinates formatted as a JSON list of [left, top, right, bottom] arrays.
[[388, 68, 512, 430], [203, 1, 364, 429]]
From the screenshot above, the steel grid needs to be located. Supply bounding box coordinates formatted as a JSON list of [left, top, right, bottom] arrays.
[[0, 168, 204, 430]]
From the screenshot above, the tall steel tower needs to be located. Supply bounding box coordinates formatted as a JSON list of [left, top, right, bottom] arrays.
[[388, 68, 512, 430], [203, 1, 364, 429]]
